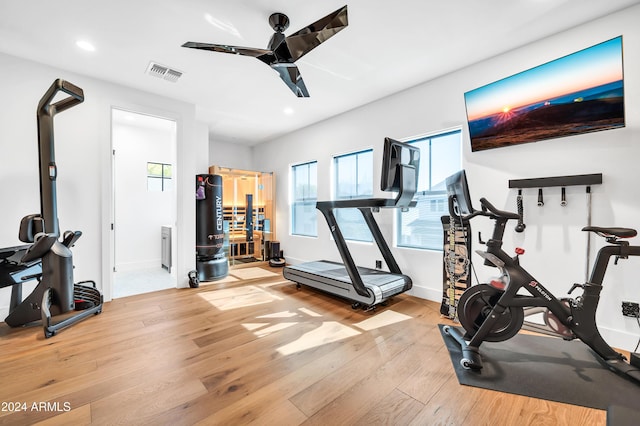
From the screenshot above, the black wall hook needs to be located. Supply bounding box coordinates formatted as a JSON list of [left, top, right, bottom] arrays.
[[537, 188, 544, 206], [515, 189, 526, 232]]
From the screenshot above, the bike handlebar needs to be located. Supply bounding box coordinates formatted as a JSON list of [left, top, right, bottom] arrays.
[[479, 198, 521, 220], [37, 79, 84, 116]]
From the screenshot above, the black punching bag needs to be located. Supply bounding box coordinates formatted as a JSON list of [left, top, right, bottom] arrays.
[[195, 174, 228, 281]]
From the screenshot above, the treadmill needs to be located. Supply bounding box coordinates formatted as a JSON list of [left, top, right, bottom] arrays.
[[283, 137, 419, 309]]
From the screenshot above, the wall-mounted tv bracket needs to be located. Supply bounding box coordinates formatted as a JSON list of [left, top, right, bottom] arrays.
[[509, 173, 603, 281]]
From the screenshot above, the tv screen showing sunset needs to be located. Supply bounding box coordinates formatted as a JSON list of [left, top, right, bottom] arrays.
[[464, 36, 624, 152]]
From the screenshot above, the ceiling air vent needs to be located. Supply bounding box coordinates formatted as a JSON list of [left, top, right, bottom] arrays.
[[146, 62, 183, 82]]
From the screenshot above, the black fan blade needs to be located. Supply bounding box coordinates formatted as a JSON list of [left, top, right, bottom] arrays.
[[285, 5, 348, 62], [271, 63, 309, 97], [182, 42, 274, 63]]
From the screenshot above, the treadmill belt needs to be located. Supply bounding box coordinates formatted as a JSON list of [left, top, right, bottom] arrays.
[[287, 261, 408, 287]]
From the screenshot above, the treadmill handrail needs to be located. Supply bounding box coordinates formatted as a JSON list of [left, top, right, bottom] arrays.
[[316, 198, 417, 209], [316, 207, 370, 297], [317, 163, 418, 210], [313, 162, 417, 298]]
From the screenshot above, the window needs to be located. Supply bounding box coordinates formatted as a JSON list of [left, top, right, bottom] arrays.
[[291, 161, 318, 237], [334, 149, 373, 242], [397, 129, 462, 250], [147, 162, 172, 191]]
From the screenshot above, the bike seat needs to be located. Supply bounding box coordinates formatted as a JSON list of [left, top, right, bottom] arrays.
[[582, 226, 637, 239]]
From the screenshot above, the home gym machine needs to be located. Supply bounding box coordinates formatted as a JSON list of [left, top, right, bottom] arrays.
[[283, 137, 419, 310], [442, 170, 640, 384], [0, 79, 102, 338]]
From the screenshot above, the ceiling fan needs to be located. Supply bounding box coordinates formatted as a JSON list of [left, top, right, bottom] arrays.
[[182, 5, 348, 97]]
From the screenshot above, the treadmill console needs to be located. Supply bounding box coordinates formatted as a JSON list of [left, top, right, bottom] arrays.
[[380, 137, 420, 193]]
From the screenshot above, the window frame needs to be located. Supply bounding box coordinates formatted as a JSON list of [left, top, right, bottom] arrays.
[[333, 148, 374, 200], [396, 128, 462, 251], [333, 148, 374, 243], [147, 161, 172, 192], [290, 160, 318, 237]]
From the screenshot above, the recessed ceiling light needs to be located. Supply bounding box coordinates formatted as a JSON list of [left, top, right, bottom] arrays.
[[283, 107, 294, 115], [76, 40, 95, 52]]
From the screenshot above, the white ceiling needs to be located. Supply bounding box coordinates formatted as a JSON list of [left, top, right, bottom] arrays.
[[1, 0, 638, 145]]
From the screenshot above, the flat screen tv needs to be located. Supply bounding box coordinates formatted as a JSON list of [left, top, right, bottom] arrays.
[[464, 36, 625, 152], [380, 137, 420, 192]]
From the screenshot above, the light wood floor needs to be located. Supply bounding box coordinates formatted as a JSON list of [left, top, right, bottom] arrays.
[[0, 265, 605, 425]]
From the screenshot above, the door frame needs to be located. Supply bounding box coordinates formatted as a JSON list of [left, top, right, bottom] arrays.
[[105, 106, 179, 301]]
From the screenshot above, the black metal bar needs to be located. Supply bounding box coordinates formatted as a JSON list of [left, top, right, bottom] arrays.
[[316, 206, 370, 297], [316, 198, 416, 210], [36, 79, 85, 236], [508, 173, 602, 189], [37, 96, 58, 235], [315, 163, 417, 211], [394, 164, 417, 207], [358, 208, 401, 274], [9, 283, 22, 312], [589, 244, 640, 285]]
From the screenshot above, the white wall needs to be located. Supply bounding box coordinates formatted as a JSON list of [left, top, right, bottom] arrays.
[[209, 137, 254, 171], [0, 52, 204, 317], [253, 5, 640, 350], [113, 115, 176, 271]]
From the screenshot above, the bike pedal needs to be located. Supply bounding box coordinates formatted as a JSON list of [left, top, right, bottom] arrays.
[[631, 352, 640, 368]]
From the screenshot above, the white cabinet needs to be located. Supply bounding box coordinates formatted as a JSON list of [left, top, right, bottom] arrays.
[[161, 226, 172, 272]]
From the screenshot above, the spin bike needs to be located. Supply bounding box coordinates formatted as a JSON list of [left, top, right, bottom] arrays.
[[442, 170, 640, 384]]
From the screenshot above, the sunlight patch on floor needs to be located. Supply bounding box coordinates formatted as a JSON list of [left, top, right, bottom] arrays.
[[258, 279, 290, 288], [242, 322, 269, 331], [253, 322, 298, 338], [352, 310, 413, 331], [197, 285, 281, 310], [277, 321, 361, 356], [298, 307, 322, 317], [230, 268, 281, 280], [199, 275, 239, 286], [199, 267, 282, 287], [242, 321, 298, 338], [256, 310, 299, 319]]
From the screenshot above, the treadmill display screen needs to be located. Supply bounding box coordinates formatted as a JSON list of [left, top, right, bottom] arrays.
[[380, 137, 420, 192]]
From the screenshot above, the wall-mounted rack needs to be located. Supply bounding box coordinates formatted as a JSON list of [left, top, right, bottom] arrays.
[[508, 173, 602, 189], [508, 172, 603, 282]]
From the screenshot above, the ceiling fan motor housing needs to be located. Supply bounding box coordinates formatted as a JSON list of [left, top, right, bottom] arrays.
[[269, 12, 290, 32]]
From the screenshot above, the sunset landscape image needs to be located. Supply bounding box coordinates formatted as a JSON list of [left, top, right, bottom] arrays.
[[464, 36, 625, 152]]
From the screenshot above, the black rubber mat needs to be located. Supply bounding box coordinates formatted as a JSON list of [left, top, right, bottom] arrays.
[[439, 325, 640, 410]]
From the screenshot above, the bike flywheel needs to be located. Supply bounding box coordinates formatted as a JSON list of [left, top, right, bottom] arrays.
[[457, 284, 524, 342]]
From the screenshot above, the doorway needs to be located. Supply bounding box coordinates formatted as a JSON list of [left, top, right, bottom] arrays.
[[111, 109, 177, 298]]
